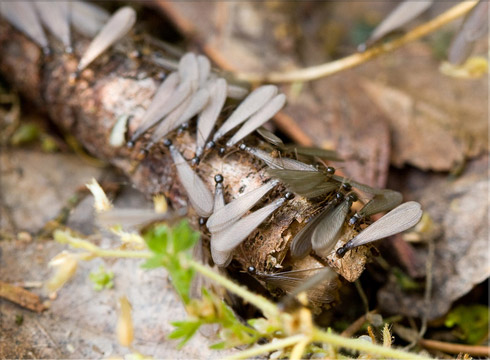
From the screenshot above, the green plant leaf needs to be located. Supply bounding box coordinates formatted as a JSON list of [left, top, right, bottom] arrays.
[[445, 305, 489, 344], [89, 265, 114, 291], [169, 320, 202, 348]]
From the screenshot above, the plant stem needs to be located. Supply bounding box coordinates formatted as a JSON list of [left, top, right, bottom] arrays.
[[54, 230, 152, 259], [234, 1, 478, 83], [313, 329, 431, 360], [188, 259, 280, 318], [223, 335, 307, 360]]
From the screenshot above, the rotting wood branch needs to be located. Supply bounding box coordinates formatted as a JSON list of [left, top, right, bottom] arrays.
[[0, 19, 369, 284]]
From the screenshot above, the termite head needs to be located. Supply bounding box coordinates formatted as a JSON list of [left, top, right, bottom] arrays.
[[239, 143, 247, 151], [284, 192, 294, 200], [247, 266, 256, 274], [325, 166, 335, 175], [336, 245, 348, 258], [214, 174, 224, 184], [205, 140, 215, 150], [348, 213, 361, 226], [198, 217, 206, 227], [191, 156, 200, 166], [218, 147, 226, 156], [347, 193, 358, 204], [163, 139, 172, 147], [342, 183, 352, 192]]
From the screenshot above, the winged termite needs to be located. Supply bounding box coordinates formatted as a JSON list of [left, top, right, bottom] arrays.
[[70, 1, 110, 38], [34, 1, 71, 52], [210, 174, 233, 267], [267, 167, 339, 198], [0, 1, 49, 53], [311, 193, 357, 255], [448, 1, 488, 65], [226, 94, 286, 147], [248, 266, 338, 305], [240, 144, 316, 171], [128, 72, 180, 145], [337, 201, 423, 257], [290, 193, 345, 259], [206, 179, 280, 234], [212, 193, 293, 253], [362, 0, 433, 49], [164, 139, 214, 217], [212, 85, 278, 143], [195, 78, 227, 159], [348, 189, 403, 225], [77, 6, 136, 71]]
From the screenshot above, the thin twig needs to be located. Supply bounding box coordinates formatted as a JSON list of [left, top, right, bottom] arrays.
[[313, 329, 431, 360], [419, 338, 490, 357], [341, 310, 379, 338], [234, 1, 478, 83], [223, 335, 307, 360]]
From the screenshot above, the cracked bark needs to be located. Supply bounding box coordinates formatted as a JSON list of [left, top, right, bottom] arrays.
[[0, 19, 368, 284]]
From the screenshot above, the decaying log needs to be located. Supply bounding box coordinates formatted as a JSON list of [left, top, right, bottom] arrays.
[[0, 18, 369, 285]]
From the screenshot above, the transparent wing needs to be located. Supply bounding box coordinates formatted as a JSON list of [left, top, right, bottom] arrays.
[[196, 78, 227, 157], [78, 6, 136, 71], [212, 197, 285, 252], [244, 146, 316, 171], [311, 199, 350, 253], [71, 1, 110, 38], [213, 85, 278, 142], [169, 145, 214, 217], [227, 94, 286, 147], [341, 201, 423, 252], [207, 180, 279, 234], [366, 0, 433, 46], [34, 1, 71, 50], [0, 1, 48, 50]]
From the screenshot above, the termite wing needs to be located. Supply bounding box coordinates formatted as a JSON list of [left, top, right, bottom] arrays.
[[290, 193, 344, 259], [209, 174, 233, 267], [206, 179, 280, 234], [0, 1, 49, 53], [195, 78, 227, 159], [337, 201, 423, 257], [164, 139, 214, 217], [130, 54, 199, 144], [249, 266, 338, 305], [362, 0, 433, 49], [211, 193, 293, 253], [78, 6, 136, 71], [212, 85, 278, 143], [34, 1, 71, 52], [70, 1, 110, 38], [226, 94, 286, 147], [240, 144, 316, 171], [97, 207, 187, 230], [448, 1, 488, 65]]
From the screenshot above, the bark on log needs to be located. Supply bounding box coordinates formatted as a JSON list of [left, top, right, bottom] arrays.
[[0, 18, 368, 283]]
